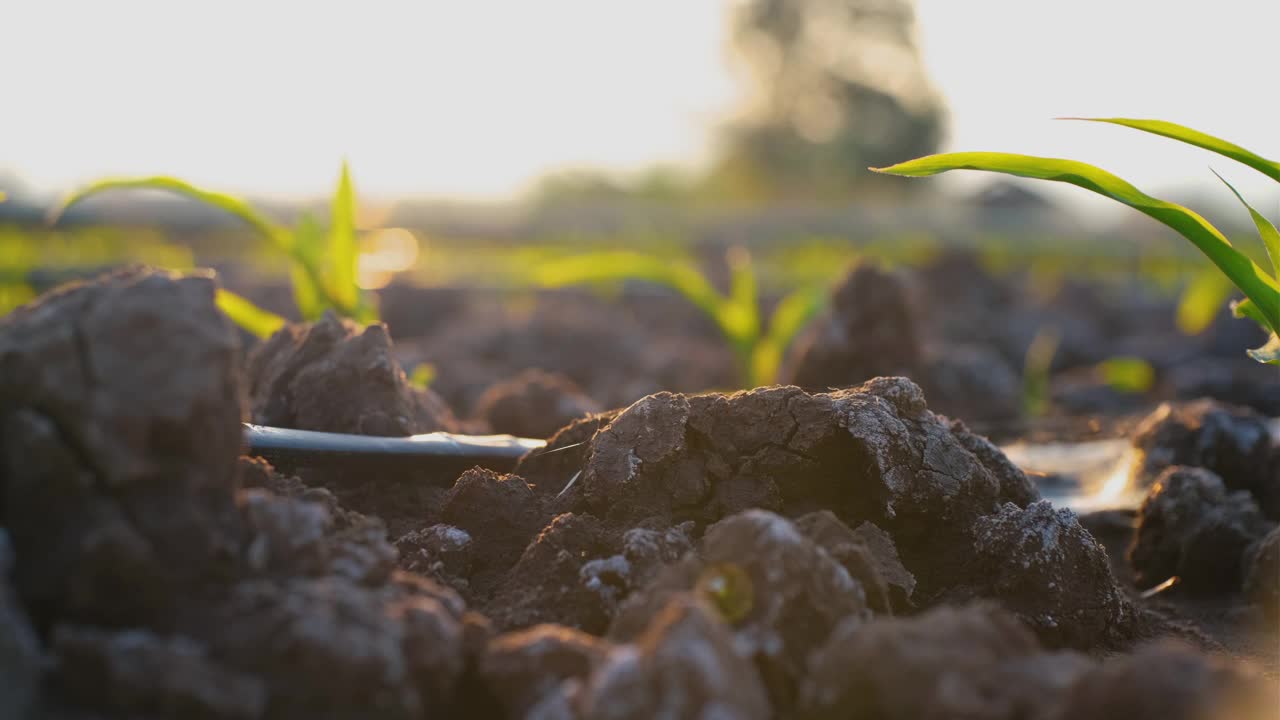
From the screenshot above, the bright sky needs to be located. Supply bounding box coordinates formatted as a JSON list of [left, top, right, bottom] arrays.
[[3, 0, 1279, 213]]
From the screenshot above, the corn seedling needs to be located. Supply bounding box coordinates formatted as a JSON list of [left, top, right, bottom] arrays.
[[531, 247, 827, 388], [1021, 326, 1060, 417], [874, 118, 1280, 364], [51, 162, 376, 338]]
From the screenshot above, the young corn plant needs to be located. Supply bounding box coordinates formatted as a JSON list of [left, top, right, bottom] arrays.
[[873, 118, 1280, 364], [531, 247, 827, 388], [51, 162, 376, 338]]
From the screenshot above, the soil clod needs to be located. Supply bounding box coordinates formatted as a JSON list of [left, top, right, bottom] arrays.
[[1128, 466, 1273, 593], [248, 311, 458, 436]]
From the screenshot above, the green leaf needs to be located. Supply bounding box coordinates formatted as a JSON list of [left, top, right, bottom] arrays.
[[51, 177, 290, 251], [871, 153, 1280, 334], [1248, 333, 1280, 364], [1211, 168, 1280, 288], [215, 288, 286, 339], [291, 213, 327, 321], [1097, 356, 1155, 394], [408, 363, 436, 390], [1176, 267, 1234, 335], [49, 175, 367, 324], [750, 285, 827, 387], [1235, 299, 1280, 363], [327, 161, 360, 313], [723, 246, 761, 366], [1067, 118, 1280, 183]]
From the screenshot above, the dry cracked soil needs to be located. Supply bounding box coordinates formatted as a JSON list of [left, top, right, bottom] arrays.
[[0, 266, 1277, 720]]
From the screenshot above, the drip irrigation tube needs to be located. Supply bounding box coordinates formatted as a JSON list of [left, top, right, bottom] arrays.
[[243, 423, 547, 474], [244, 418, 1280, 510]]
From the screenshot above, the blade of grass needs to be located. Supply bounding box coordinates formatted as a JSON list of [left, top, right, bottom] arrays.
[[52, 177, 290, 251], [723, 246, 762, 365], [291, 212, 327, 320], [1211, 168, 1280, 281], [215, 288, 286, 339], [50, 177, 350, 319], [871, 153, 1280, 333], [750, 286, 827, 387], [1067, 118, 1280, 183], [327, 161, 360, 312]]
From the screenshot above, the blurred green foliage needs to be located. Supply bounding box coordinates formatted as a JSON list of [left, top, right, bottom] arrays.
[[1021, 327, 1060, 417], [1097, 356, 1156, 394], [0, 226, 195, 315], [408, 363, 437, 390]]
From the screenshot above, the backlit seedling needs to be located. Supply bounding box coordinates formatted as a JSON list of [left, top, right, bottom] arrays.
[[52, 163, 378, 338], [874, 118, 1280, 364], [532, 247, 828, 388]]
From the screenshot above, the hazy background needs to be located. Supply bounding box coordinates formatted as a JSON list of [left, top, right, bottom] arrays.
[[3, 0, 1278, 224]]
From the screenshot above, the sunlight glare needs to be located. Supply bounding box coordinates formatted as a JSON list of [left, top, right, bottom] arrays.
[[357, 228, 420, 290]]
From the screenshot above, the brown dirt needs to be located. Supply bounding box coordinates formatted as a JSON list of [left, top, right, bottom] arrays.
[[247, 311, 458, 436], [2, 267, 1278, 720]]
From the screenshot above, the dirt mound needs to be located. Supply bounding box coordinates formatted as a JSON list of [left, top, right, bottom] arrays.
[[477, 623, 608, 718], [557, 379, 1047, 599], [398, 292, 736, 418], [799, 602, 1090, 720], [0, 269, 477, 717], [0, 267, 244, 628], [784, 262, 922, 389], [248, 310, 458, 436], [961, 501, 1140, 650], [0, 530, 41, 717], [1131, 399, 1276, 519], [1128, 466, 1273, 593], [474, 368, 602, 439], [611, 510, 872, 709], [581, 594, 772, 720], [1051, 640, 1278, 720], [782, 261, 1022, 428], [1244, 526, 1280, 623]]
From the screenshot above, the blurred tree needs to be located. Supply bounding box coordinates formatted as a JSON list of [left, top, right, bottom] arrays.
[[708, 0, 947, 202]]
